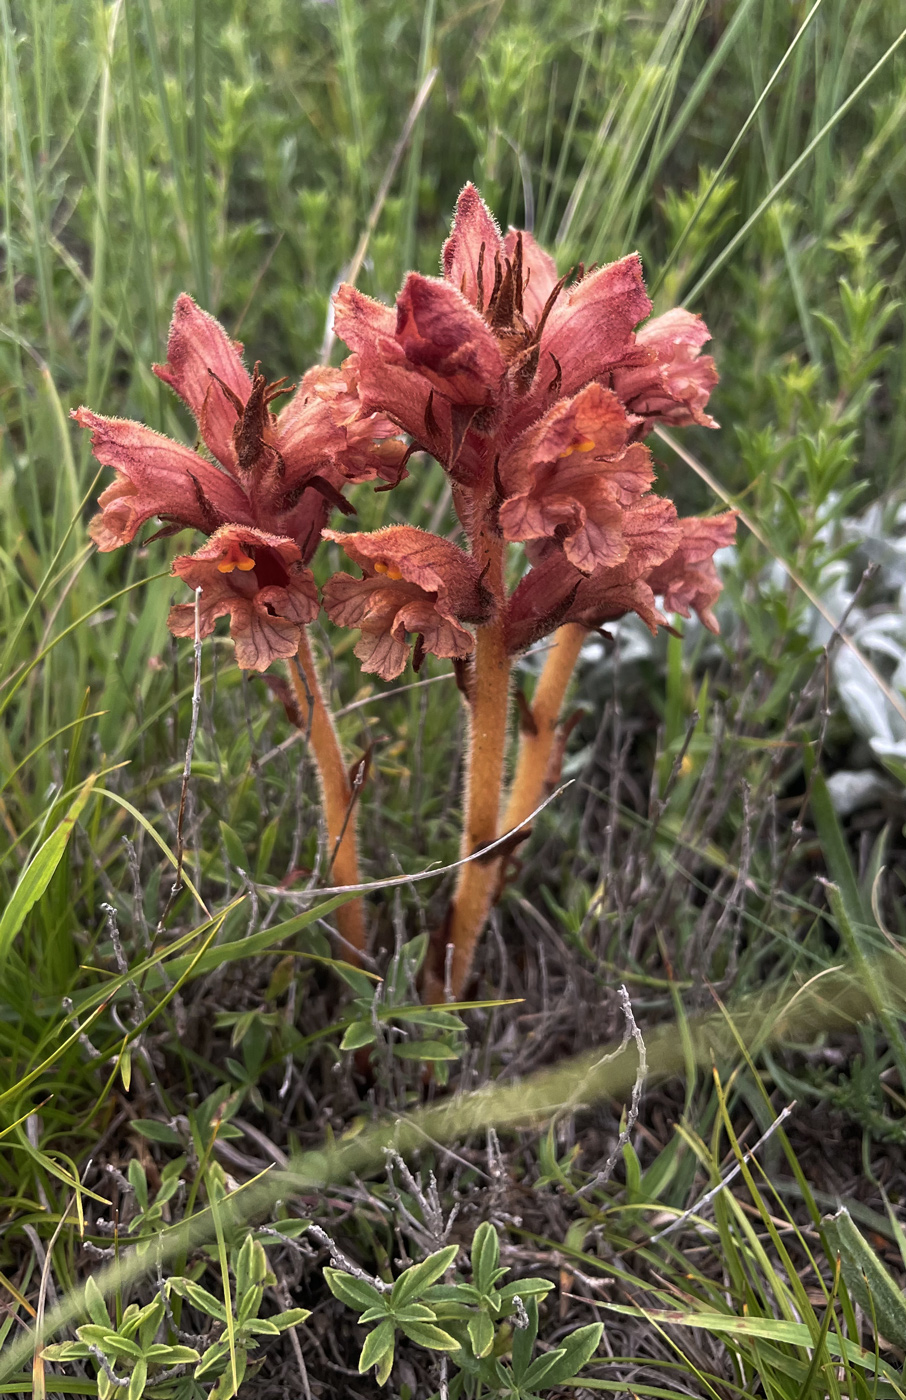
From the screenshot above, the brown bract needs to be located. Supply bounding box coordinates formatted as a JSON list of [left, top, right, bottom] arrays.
[[75, 293, 405, 669], [322, 525, 490, 680], [168, 526, 319, 672]]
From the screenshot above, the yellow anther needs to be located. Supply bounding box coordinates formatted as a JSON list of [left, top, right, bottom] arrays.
[[217, 541, 256, 573], [373, 560, 402, 580], [559, 437, 596, 459]]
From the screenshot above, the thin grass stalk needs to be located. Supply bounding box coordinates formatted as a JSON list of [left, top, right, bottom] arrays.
[[85, 1, 120, 410], [192, 0, 209, 307], [287, 630, 366, 960], [0, 0, 53, 351], [685, 20, 906, 303], [400, 0, 436, 275]]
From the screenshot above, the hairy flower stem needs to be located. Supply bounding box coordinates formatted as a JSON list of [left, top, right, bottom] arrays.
[[426, 543, 511, 1003], [289, 631, 366, 961], [502, 623, 586, 840]]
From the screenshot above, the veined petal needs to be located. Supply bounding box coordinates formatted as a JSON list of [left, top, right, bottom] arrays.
[[539, 254, 652, 398], [322, 572, 476, 680], [614, 307, 719, 434], [74, 408, 253, 550], [497, 384, 654, 572], [323, 524, 489, 620], [498, 382, 637, 493], [442, 184, 504, 310], [152, 294, 251, 473], [322, 525, 486, 679], [278, 362, 407, 486], [646, 511, 737, 632], [168, 525, 317, 671], [395, 274, 507, 407], [505, 495, 680, 651], [333, 283, 398, 358], [570, 575, 666, 635]]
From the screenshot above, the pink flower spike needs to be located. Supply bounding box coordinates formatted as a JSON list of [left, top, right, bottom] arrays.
[[152, 293, 252, 474], [646, 511, 737, 632], [322, 525, 490, 680], [168, 525, 318, 671], [75, 407, 254, 551]]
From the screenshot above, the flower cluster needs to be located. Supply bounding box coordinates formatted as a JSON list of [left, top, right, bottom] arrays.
[[77, 190, 732, 677], [77, 184, 735, 997], [77, 294, 406, 670], [326, 185, 734, 677]]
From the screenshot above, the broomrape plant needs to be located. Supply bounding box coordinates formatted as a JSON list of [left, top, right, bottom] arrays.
[[75, 184, 734, 1005]]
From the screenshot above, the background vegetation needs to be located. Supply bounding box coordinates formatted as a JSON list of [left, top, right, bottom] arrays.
[[2, 0, 906, 1395]]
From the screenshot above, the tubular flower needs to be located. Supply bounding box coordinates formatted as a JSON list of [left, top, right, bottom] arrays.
[[612, 308, 719, 439], [505, 495, 682, 653], [75, 294, 406, 670], [321, 526, 491, 680], [645, 512, 738, 632], [168, 526, 319, 671], [497, 382, 654, 574]]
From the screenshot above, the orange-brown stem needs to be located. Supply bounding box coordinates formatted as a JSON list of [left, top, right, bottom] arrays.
[[502, 622, 586, 840], [289, 630, 367, 962], [426, 539, 511, 1003]]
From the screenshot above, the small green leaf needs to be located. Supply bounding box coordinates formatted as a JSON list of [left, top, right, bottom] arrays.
[[340, 1020, 377, 1051], [393, 1303, 438, 1324], [398, 1320, 460, 1350], [144, 1344, 200, 1363], [471, 1222, 500, 1295], [77, 1325, 142, 1361], [267, 1307, 311, 1329], [170, 1279, 228, 1322], [127, 1357, 147, 1400], [497, 1278, 554, 1303], [84, 1275, 109, 1328], [522, 1346, 568, 1389], [194, 1339, 230, 1380], [129, 1120, 180, 1142], [391, 1244, 458, 1307], [244, 1317, 280, 1335], [324, 1267, 384, 1313], [359, 1318, 395, 1376], [41, 1342, 92, 1361], [531, 1322, 602, 1386], [0, 774, 96, 965], [511, 1296, 538, 1381], [823, 1208, 906, 1349], [127, 1158, 148, 1212], [265, 1218, 311, 1239], [468, 1309, 495, 1359]]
